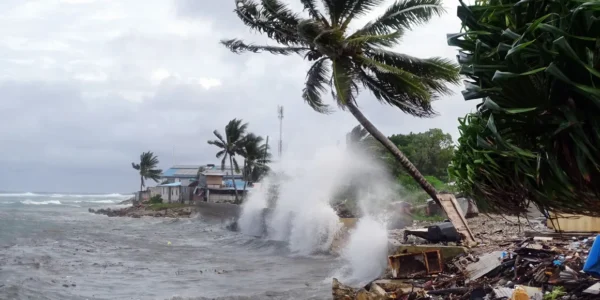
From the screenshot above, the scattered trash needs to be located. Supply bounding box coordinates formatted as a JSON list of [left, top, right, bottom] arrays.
[[388, 250, 443, 278], [334, 227, 600, 300]]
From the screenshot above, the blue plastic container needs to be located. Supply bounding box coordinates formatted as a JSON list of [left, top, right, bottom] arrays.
[[583, 235, 600, 277]]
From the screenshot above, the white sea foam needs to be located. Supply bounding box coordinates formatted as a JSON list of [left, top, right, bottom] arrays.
[[21, 199, 62, 205], [0, 192, 131, 198], [0, 192, 39, 197]]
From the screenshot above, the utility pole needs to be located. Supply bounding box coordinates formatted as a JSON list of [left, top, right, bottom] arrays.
[[277, 106, 284, 159]]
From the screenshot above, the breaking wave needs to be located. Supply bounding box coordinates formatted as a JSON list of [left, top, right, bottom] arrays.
[[21, 200, 62, 205], [0, 192, 131, 198]]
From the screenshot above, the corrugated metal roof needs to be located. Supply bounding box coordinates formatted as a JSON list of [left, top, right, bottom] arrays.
[[173, 169, 198, 176], [162, 168, 178, 177], [158, 182, 182, 187], [202, 168, 242, 176], [171, 164, 204, 169]]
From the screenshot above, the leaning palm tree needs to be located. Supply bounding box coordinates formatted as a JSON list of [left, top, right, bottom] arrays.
[[207, 119, 249, 203], [222, 0, 460, 203], [131, 151, 162, 195]]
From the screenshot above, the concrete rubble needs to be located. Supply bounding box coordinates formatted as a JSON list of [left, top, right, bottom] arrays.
[[333, 215, 600, 300]]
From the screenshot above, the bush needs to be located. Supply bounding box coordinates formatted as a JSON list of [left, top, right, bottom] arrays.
[[148, 203, 187, 211], [149, 195, 163, 204]]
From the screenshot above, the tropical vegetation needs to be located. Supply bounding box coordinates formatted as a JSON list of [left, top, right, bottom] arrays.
[[208, 118, 271, 204], [221, 0, 461, 204], [448, 0, 600, 216], [131, 151, 162, 194], [334, 125, 456, 215]]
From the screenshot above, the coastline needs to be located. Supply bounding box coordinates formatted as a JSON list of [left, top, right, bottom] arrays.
[[89, 203, 195, 218]]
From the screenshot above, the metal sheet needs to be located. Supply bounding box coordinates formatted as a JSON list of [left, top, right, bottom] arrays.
[[464, 251, 503, 282]]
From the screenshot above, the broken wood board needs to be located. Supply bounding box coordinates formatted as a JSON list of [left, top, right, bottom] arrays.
[[437, 193, 475, 244], [547, 213, 600, 233], [524, 231, 599, 238]]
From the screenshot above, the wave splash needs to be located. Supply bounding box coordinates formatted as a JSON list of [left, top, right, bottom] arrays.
[[239, 145, 401, 284]]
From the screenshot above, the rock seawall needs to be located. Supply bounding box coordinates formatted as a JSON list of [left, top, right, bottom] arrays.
[[89, 205, 193, 218]]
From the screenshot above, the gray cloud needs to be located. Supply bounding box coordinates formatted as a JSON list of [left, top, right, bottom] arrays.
[[0, 0, 476, 193]]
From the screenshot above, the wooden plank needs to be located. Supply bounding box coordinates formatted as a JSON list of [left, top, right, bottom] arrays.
[[524, 231, 599, 238], [437, 193, 475, 244], [547, 213, 600, 233]]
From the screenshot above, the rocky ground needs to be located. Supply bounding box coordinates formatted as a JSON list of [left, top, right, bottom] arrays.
[[89, 204, 194, 218]]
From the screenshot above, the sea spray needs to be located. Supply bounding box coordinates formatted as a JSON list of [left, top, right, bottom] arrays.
[[267, 147, 348, 255], [238, 177, 271, 237], [238, 143, 401, 263], [340, 216, 389, 285]]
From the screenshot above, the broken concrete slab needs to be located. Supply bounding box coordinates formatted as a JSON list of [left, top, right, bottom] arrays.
[[388, 244, 467, 262]]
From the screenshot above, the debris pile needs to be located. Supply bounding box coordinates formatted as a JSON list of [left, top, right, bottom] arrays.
[[333, 233, 600, 299]]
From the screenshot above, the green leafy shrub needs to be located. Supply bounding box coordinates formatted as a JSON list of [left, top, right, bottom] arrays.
[[149, 195, 163, 204], [448, 0, 600, 216]]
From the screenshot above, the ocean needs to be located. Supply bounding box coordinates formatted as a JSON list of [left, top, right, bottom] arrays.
[[0, 192, 342, 300]]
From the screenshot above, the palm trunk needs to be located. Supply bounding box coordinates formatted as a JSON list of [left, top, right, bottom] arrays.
[[242, 160, 248, 196], [229, 155, 240, 204], [345, 101, 440, 205]]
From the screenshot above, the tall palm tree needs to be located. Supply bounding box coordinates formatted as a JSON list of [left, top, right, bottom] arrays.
[[131, 151, 162, 195], [221, 0, 460, 203], [242, 133, 272, 185], [207, 118, 248, 203]]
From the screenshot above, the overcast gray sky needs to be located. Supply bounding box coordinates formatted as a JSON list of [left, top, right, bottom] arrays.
[[0, 0, 476, 193]]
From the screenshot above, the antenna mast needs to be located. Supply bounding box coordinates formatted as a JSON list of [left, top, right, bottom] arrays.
[[277, 106, 283, 159]]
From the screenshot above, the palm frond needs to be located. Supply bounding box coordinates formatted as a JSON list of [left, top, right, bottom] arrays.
[[213, 130, 227, 144], [221, 39, 309, 55], [207, 139, 226, 149], [232, 157, 241, 173], [346, 30, 404, 48], [331, 58, 357, 107], [261, 0, 301, 26], [146, 169, 163, 182], [300, 0, 329, 25], [359, 56, 431, 99], [340, 0, 386, 30], [365, 48, 460, 84], [225, 118, 249, 146], [234, 0, 302, 46], [221, 155, 227, 171], [354, 0, 445, 36], [302, 57, 333, 113], [131, 163, 140, 171], [140, 151, 160, 169], [216, 150, 226, 158], [357, 67, 435, 117]]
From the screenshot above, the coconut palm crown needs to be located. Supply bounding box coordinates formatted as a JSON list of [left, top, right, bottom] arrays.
[[222, 0, 461, 202]]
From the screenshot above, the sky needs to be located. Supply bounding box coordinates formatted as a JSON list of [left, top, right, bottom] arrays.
[[0, 0, 477, 193]]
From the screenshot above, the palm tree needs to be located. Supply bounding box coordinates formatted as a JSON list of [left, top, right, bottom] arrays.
[[131, 151, 162, 195], [242, 133, 272, 187], [221, 0, 460, 204], [207, 119, 248, 203]]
